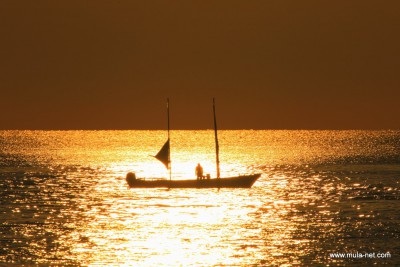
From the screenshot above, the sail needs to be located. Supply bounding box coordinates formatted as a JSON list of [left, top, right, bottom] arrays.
[[155, 139, 170, 169]]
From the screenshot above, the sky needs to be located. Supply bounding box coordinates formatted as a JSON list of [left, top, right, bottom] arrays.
[[1, 1, 399, 130]]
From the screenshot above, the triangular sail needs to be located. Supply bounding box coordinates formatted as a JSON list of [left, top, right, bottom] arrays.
[[155, 139, 170, 169]]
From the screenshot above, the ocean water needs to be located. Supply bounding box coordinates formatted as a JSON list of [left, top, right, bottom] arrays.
[[0, 130, 399, 266]]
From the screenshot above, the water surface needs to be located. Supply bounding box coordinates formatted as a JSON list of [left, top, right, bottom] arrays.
[[1, 130, 399, 266]]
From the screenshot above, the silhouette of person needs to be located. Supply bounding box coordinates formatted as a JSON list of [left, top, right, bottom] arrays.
[[196, 163, 203, 180]]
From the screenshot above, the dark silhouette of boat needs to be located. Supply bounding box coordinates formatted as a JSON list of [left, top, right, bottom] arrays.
[[126, 173, 260, 188], [126, 98, 261, 189]]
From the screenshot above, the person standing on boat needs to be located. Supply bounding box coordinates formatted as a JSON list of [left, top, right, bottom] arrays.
[[196, 163, 204, 180]]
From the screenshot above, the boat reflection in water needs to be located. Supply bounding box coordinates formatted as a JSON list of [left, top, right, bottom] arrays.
[[126, 98, 261, 189]]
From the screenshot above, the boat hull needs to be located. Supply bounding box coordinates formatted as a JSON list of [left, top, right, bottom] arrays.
[[126, 174, 261, 188]]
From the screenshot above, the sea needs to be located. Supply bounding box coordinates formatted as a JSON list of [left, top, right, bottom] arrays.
[[0, 130, 399, 266]]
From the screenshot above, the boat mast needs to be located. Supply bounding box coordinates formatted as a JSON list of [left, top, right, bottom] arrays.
[[213, 98, 220, 178], [167, 98, 171, 181]]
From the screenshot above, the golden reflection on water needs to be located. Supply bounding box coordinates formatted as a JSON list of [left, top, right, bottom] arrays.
[[64, 173, 311, 266], [1, 130, 399, 266], [70, 190, 270, 266]]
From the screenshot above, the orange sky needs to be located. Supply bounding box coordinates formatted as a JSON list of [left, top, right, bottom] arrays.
[[1, 1, 399, 129]]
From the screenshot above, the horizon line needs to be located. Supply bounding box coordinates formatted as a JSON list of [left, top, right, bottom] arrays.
[[0, 128, 399, 131]]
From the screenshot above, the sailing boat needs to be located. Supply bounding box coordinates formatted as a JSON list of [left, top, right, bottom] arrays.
[[126, 98, 261, 188]]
